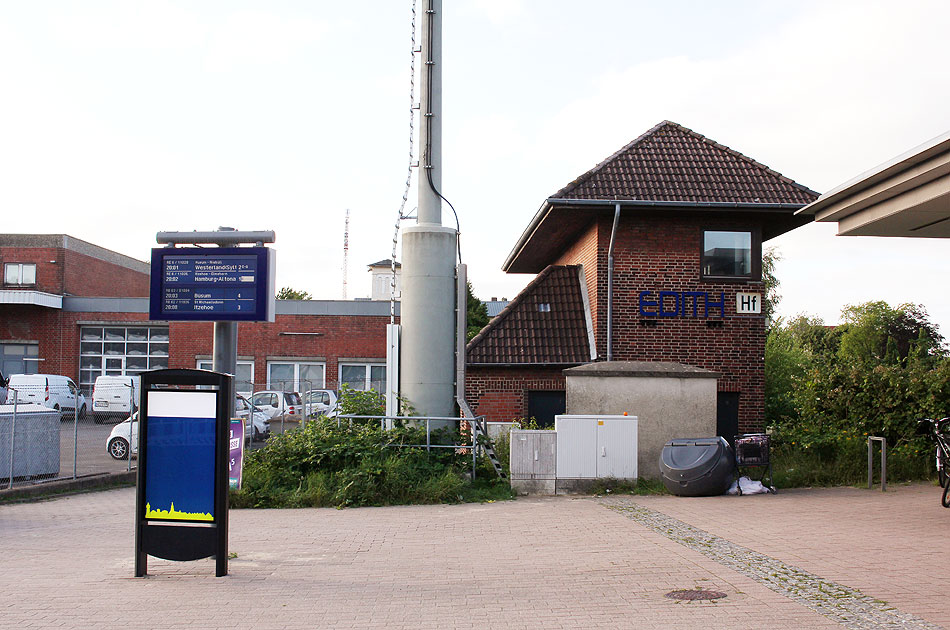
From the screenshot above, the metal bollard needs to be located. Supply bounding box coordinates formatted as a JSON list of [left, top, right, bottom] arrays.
[[867, 436, 887, 491]]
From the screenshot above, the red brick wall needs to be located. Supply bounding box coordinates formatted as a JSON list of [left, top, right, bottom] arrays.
[[169, 314, 395, 389], [0, 307, 151, 381], [0, 246, 149, 297], [556, 212, 767, 432], [554, 222, 600, 344], [0, 247, 64, 294], [1, 308, 392, 392], [465, 366, 568, 422], [62, 249, 150, 297]]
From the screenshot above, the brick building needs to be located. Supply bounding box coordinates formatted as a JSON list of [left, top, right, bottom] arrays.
[[466, 121, 818, 435], [0, 234, 395, 396]]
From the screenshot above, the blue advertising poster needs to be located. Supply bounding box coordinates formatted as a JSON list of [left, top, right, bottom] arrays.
[[144, 391, 218, 522]]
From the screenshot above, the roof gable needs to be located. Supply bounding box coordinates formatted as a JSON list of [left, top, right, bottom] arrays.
[[552, 120, 818, 204], [467, 265, 593, 365]]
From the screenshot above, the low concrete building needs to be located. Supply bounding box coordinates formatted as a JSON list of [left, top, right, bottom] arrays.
[[563, 361, 719, 478]]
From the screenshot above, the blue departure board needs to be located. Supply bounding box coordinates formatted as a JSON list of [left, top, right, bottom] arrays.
[[149, 247, 275, 322]]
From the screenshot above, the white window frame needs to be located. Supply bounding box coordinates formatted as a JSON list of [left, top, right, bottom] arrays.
[[4, 263, 37, 286], [196, 359, 255, 395], [338, 362, 386, 392], [266, 361, 326, 392]]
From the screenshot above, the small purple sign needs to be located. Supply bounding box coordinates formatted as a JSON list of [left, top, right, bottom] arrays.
[[229, 418, 245, 490]]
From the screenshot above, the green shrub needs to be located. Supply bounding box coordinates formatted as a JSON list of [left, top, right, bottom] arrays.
[[231, 416, 511, 508]]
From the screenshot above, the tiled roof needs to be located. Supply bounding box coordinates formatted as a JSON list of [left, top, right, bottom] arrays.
[[368, 259, 401, 268], [482, 300, 510, 318], [467, 265, 592, 365], [552, 121, 818, 204]]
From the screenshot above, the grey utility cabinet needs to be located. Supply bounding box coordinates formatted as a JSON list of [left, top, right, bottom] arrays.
[[554, 415, 639, 487], [0, 403, 60, 480], [509, 429, 557, 495]]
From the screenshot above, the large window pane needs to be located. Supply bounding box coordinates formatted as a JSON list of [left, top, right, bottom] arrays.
[[269, 363, 295, 391], [127, 357, 148, 371], [299, 364, 325, 389], [149, 329, 169, 342], [703, 231, 752, 277], [3, 264, 18, 284], [81, 328, 103, 341], [341, 365, 367, 390], [80, 342, 102, 355], [126, 342, 148, 355], [20, 264, 36, 284], [104, 328, 126, 341], [370, 366, 386, 393], [127, 328, 148, 341]]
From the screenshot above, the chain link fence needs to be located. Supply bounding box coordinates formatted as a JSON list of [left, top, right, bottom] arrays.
[[0, 376, 382, 490]]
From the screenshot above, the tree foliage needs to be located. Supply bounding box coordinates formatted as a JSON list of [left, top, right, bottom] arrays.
[[765, 301, 950, 477], [466, 281, 490, 342], [276, 287, 312, 300], [762, 247, 781, 330]]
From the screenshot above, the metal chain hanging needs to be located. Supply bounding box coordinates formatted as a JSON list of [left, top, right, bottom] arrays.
[[390, 0, 419, 325]]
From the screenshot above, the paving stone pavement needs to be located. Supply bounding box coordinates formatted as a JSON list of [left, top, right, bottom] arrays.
[[0, 483, 944, 629]]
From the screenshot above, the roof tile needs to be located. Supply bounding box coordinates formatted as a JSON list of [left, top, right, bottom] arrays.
[[551, 121, 818, 205], [467, 265, 591, 365]]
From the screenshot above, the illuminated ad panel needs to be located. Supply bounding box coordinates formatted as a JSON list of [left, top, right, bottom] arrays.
[[144, 391, 217, 522]]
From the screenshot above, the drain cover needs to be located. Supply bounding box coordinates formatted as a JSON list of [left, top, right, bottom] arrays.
[[665, 589, 727, 601]]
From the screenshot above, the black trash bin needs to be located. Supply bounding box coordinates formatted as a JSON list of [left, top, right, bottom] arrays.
[[659, 437, 734, 497]]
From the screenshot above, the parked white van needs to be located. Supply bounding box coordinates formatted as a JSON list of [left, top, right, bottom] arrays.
[[6, 374, 87, 419], [92, 375, 140, 423]]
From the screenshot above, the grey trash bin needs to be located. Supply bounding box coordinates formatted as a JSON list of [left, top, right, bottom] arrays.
[[659, 437, 734, 497]]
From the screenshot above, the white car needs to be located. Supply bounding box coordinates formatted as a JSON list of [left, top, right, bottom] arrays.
[[250, 390, 303, 423], [236, 395, 271, 441], [106, 401, 271, 460], [304, 389, 339, 419]]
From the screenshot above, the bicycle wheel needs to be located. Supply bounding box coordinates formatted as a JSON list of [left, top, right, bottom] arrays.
[[938, 446, 949, 489], [942, 482, 950, 508]]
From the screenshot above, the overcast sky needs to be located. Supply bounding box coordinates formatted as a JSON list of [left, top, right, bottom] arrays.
[[1, 1, 949, 330]]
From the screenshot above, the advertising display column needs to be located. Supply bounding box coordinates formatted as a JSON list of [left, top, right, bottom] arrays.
[[134, 369, 232, 577]]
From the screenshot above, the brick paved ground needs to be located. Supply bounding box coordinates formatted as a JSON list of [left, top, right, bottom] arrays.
[[0, 483, 944, 629], [618, 483, 949, 628]]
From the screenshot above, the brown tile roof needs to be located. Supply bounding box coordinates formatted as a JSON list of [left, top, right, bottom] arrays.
[[552, 120, 819, 204], [467, 265, 592, 365]]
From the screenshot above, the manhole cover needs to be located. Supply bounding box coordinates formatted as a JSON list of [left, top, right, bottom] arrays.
[[665, 589, 727, 601]]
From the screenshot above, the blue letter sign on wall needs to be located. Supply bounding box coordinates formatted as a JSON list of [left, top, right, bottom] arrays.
[[149, 247, 276, 322], [638, 290, 726, 318]]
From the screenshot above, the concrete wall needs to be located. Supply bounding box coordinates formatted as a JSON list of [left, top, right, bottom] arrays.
[[564, 361, 718, 479]]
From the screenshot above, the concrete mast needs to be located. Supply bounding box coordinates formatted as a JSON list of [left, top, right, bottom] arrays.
[[400, 0, 457, 418]]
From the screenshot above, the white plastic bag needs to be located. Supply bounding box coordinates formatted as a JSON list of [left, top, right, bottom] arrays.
[[726, 476, 770, 495]]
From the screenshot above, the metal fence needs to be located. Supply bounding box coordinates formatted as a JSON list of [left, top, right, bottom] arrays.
[[0, 378, 402, 490], [335, 415, 484, 478], [1, 382, 135, 490]]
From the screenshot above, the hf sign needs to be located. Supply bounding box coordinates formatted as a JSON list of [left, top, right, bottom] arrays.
[[736, 292, 762, 314]]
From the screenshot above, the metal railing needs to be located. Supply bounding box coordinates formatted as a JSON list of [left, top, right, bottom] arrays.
[[337, 414, 484, 478]]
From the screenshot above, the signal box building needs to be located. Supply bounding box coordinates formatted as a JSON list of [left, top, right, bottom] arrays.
[[465, 121, 818, 436]]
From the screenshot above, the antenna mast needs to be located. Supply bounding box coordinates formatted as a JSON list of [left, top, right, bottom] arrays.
[[342, 209, 350, 299]]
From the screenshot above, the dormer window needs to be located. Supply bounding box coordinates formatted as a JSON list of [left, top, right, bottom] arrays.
[[4, 263, 36, 286]]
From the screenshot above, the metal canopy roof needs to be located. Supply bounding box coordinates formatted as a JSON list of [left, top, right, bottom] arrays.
[[798, 131, 950, 237]]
